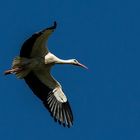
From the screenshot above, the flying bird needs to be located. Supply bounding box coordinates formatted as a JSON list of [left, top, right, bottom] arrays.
[[4, 21, 87, 127]]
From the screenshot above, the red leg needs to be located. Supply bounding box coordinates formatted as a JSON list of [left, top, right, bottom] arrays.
[[4, 67, 23, 75]]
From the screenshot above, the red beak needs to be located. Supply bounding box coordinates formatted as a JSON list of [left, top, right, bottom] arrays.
[[77, 62, 88, 69]]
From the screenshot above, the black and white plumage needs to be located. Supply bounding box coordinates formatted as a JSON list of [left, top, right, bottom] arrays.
[[4, 22, 87, 127]]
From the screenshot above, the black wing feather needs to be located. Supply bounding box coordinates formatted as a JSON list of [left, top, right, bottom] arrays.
[[24, 71, 52, 101], [43, 91, 73, 127]]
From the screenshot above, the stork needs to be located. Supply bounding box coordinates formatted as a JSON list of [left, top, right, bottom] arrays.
[[4, 21, 87, 127]]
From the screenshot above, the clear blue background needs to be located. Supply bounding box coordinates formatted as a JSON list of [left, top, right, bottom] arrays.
[[1, 0, 140, 139]]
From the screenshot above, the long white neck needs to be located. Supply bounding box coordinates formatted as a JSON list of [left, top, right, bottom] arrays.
[[45, 52, 74, 65], [56, 58, 74, 64]]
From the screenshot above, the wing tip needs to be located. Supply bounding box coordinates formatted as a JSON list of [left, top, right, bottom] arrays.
[[47, 21, 57, 30], [45, 102, 73, 128], [43, 92, 73, 128], [53, 21, 57, 29]]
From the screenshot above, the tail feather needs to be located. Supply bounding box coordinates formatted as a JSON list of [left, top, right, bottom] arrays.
[[12, 56, 26, 68], [12, 56, 31, 79]]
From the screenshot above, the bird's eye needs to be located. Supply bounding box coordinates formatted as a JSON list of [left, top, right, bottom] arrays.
[[74, 59, 78, 63]]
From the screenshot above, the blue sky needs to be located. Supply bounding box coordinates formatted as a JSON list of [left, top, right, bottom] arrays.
[[1, 0, 140, 139]]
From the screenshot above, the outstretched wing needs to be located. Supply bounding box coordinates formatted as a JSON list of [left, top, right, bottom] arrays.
[[24, 71, 73, 127], [32, 68, 73, 127], [20, 21, 57, 58]]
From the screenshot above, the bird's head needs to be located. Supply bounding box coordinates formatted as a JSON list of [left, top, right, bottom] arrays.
[[71, 59, 88, 69]]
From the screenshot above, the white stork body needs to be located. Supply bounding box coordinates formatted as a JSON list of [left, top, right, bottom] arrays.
[[4, 22, 87, 127]]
